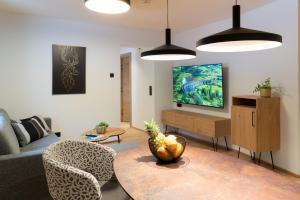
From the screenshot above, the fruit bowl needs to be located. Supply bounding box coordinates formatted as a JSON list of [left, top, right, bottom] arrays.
[[148, 135, 186, 163]]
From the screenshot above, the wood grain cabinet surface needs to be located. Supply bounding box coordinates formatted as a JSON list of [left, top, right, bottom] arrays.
[[161, 109, 230, 139], [231, 96, 280, 152]]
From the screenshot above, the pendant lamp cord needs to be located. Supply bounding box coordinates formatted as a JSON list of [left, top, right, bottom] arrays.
[[235, 0, 238, 5], [167, 0, 169, 28]]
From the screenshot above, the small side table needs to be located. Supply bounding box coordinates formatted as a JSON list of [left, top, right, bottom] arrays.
[[80, 127, 125, 143]]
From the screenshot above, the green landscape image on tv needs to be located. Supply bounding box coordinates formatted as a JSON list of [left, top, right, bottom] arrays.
[[173, 64, 224, 108]]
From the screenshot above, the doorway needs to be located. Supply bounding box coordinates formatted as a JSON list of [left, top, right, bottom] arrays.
[[120, 53, 132, 128]]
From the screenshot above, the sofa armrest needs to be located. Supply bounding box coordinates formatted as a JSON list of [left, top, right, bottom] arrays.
[[43, 117, 51, 130], [54, 132, 61, 137], [44, 118, 61, 137], [0, 149, 45, 191]]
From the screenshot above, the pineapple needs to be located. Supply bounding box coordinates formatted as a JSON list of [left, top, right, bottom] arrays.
[[154, 133, 166, 149], [145, 119, 166, 149], [144, 119, 160, 139]]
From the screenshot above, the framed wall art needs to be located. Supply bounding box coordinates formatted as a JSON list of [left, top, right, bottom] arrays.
[[52, 45, 86, 95]]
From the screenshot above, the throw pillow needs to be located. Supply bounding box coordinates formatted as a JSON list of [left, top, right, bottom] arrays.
[[12, 119, 48, 147], [21, 115, 51, 132], [11, 123, 31, 147]]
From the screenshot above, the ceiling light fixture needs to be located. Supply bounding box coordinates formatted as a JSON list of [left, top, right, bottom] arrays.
[[84, 0, 130, 14], [196, 0, 282, 52], [141, 0, 196, 61]]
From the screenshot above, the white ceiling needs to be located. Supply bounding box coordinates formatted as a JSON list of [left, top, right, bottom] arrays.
[[0, 0, 275, 31]]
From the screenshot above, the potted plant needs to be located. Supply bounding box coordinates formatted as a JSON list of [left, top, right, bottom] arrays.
[[96, 121, 109, 134], [253, 78, 274, 98]]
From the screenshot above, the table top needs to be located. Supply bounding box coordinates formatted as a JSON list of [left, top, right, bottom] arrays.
[[114, 145, 300, 200], [80, 127, 125, 142]]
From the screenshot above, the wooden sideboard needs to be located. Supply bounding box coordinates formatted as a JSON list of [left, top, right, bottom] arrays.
[[231, 95, 280, 168], [161, 109, 231, 151]]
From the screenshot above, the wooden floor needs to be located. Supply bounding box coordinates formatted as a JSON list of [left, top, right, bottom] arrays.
[[119, 124, 300, 184]]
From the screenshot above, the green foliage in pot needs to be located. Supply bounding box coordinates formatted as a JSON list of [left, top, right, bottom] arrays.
[[97, 121, 109, 128], [253, 78, 272, 93]]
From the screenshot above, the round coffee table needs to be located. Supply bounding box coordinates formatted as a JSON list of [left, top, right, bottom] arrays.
[[80, 127, 125, 143]]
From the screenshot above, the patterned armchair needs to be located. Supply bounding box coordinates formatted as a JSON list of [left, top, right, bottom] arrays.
[[42, 140, 119, 200]]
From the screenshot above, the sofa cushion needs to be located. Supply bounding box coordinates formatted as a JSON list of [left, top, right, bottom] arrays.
[[20, 133, 59, 152], [0, 109, 20, 155]]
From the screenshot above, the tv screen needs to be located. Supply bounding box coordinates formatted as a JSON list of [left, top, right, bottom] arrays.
[[173, 64, 224, 108]]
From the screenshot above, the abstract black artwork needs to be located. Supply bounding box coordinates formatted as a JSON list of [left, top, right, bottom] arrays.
[[52, 45, 86, 95]]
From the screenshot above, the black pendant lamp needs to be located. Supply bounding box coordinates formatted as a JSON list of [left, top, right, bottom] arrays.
[[196, 1, 282, 52], [141, 0, 196, 61]]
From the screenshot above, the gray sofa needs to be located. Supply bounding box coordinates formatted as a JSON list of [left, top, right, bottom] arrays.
[[0, 109, 59, 200]]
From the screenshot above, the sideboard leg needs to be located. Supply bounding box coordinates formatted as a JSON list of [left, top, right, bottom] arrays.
[[216, 138, 219, 152], [238, 147, 241, 158], [253, 152, 256, 162], [224, 136, 229, 150], [165, 125, 168, 133], [258, 152, 262, 165], [250, 151, 253, 160], [211, 138, 215, 151], [270, 151, 275, 169], [118, 135, 121, 143]]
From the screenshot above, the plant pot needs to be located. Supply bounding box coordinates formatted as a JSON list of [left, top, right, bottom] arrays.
[[148, 136, 186, 163], [96, 126, 107, 134], [260, 88, 271, 98]]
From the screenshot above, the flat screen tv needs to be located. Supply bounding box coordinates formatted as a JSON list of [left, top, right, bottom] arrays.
[[173, 64, 224, 108]]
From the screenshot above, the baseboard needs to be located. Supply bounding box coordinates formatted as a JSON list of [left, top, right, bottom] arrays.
[[131, 126, 146, 133]]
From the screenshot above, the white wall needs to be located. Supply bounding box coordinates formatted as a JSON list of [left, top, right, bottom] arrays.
[[154, 0, 300, 174], [153, 62, 174, 129], [120, 47, 155, 130], [0, 13, 161, 139]]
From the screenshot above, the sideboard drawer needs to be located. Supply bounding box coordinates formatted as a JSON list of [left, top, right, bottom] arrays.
[[194, 118, 215, 137], [175, 113, 194, 131], [162, 111, 176, 125]]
